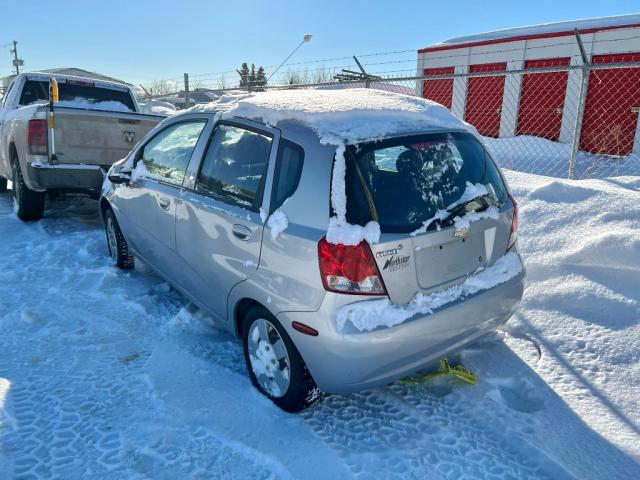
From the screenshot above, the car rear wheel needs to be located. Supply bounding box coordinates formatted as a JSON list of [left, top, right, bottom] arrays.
[[12, 161, 45, 221], [104, 208, 134, 270], [242, 307, 321, 412]]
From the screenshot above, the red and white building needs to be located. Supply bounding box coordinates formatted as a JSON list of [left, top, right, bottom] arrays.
[[417, 14, 640, 155]]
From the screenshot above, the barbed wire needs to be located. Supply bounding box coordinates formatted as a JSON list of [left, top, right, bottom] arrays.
[[148, 34, 640, 88]]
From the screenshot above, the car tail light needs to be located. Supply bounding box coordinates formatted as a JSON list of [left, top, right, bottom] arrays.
[[27, 119, 48, 155], [507, 193, 519, 251], [318, 237, 387, 295]]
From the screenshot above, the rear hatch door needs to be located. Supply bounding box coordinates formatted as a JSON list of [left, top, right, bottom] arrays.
[[344, 131, 514, 305]]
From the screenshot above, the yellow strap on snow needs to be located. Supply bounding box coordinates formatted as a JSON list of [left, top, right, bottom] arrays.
[[402, 358, 478, 385]]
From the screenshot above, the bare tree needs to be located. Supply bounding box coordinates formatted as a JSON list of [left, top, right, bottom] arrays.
[[143, 79, 177, 97], [217, 74, 227, 90], [283, 66, 336, 86]]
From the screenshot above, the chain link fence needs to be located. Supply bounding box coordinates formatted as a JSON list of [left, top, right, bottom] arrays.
[[418, 58, 640, 179], [144, 53, 640, 180]]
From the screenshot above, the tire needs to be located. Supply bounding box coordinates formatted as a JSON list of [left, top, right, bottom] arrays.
[[12, 161, 45, 221], [104, 208, 135, 270], [0, 177, 7, 193], [242, 307, 321, 412]]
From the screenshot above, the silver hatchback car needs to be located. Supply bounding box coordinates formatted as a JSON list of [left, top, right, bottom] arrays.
[[100, 89, 524, 412]]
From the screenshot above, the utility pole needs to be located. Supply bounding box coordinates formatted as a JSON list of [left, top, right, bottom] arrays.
[[10, 41, 23, 75], [183, 73, 190, 108]]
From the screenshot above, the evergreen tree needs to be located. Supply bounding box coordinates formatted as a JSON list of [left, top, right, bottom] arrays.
[[238, 63, 268, 91], [238, 63, 250, 88], [249, 64, 257, 89], [255, 66, 267, 90]]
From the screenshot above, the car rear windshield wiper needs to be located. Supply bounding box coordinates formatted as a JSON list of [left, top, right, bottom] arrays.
[[442, 194, 496, 224]]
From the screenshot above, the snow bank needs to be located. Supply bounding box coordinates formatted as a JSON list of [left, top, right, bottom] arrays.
[[484, 135, 640, 179], [503, 169, 640, 460], [337, 252, 523, 332]]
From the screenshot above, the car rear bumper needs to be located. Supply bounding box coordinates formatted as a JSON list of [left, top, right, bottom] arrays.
[[277, 266, 525, 394], [27, 162, 105, 191]]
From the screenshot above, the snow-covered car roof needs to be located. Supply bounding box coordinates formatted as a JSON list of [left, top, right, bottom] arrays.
[[191, 88, 473, 146]]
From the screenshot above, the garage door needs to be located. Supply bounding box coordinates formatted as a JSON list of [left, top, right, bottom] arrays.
[[580, 53, 640, 156], [517, 58, 570, 141], [422, 66, 455, 110], [465, 62, 507, 137]]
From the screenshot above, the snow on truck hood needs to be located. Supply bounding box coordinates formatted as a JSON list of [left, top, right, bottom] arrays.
[[194, 88, 475, 145]]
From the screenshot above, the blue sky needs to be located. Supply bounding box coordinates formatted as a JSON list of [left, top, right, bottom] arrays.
[[3, 0, 639, 87]]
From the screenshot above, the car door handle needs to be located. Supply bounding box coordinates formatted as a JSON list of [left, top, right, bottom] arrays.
[[158, 196, 170, 210], [232, 224, 252, 241]]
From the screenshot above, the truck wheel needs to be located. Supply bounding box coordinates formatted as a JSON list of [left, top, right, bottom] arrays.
[[0, 177, 7, 193], [242, 307, 322, 412], [12, 161, 45, 221], [104, 208, 135, 270]]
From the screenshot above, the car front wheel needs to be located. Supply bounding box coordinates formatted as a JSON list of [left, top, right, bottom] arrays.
[[242, 307, 321, 412]]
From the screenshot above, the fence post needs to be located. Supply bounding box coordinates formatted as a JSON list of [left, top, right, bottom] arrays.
[[568, 29, 590, 179], [184, 73, 191, 108]]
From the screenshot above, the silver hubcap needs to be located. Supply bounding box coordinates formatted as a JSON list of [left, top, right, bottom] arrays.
[[248, 318, 291, 398], [106, 217, 118, 261]]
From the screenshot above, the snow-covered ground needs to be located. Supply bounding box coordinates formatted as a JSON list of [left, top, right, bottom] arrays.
[[0, 170, 639, 479], [485, 135, 640, 179]]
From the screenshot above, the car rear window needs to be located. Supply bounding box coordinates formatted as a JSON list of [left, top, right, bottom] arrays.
[[344, 131, 508, 233], [19, 80, 136, 111]]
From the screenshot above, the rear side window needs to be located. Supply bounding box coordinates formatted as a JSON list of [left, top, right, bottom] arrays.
[[271, 139, 304, 212], [19, 79, 136, 111], [138, 121, 206, 184], [345, 132, 509, 233], [196, 124, 273, 211]]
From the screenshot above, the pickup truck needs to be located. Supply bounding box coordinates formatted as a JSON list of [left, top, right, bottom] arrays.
[[0, 73, 164, 221]]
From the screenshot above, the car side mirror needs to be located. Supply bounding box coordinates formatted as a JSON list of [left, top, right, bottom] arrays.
[[108, 172, 131, 185]]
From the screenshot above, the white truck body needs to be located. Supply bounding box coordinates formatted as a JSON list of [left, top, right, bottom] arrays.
[[0, 73, 163, 198]]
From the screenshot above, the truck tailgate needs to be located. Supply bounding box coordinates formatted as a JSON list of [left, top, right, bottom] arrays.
[[50, 108, 163, 166]]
